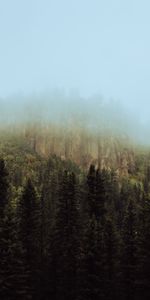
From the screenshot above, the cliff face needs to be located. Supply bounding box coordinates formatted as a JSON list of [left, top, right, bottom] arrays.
[[24, 124, 136, 176]]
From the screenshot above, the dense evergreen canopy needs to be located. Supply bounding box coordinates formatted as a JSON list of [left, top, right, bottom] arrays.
[[0, 148, 150, 300]]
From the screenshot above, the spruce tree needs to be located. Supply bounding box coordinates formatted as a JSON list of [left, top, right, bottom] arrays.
[[0, 158, 28, 299], [136, 192, 150, 300], [121, 199, 137, 300], [18, 178, 40, 299], [103, 217, 119, 300], [48, 170, 80, 300], [0, 158, 10, 298], [0, 158, 9, 217], [79, 165, 107, 300]]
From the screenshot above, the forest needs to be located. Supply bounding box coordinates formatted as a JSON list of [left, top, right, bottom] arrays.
[[0, 122, 150, 300], [1, 0, 150, 298]]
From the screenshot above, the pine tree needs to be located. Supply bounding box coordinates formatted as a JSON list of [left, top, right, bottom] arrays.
[[136, 192, 150, 300], [18, 178, 40, 299], [40, 157, 59, 258], [0, 201, 30, 300], [0, 158, 9, 217], [79, 165, 107, 300], [0, 158, 10, 298], [48, 170, 80, 300], [103, 217, 119, 300], [0, 158, 29, 299], [121, 199, 137, 300]]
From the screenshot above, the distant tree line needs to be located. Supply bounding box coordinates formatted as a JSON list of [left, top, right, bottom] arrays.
[[0, 155, 150, 300]]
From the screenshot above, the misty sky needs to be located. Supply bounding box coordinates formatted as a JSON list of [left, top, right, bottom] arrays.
[[0, 0, 150, 121]]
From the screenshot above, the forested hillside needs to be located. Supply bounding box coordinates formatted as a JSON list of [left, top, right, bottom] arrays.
[[0, 127, 150, 300], [1, 0, 150, 298]]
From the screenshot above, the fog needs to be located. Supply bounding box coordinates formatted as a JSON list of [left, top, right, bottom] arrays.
[[0, 1, 150, 145], [0, 91, 149, 146]]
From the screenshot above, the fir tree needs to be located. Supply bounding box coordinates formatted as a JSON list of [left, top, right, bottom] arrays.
[[0, 158, 9, 217], [0, 159, 29, 299], [103, 217, 119, 300], [136, 192, 150, 300], [48, 170, 80, 300], [18, 178, 40, 299], [79, 165, 107, 300], [121, 199, 137, 300]]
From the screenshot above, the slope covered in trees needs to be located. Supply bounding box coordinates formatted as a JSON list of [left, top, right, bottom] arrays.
[[0, 127, 150, 299]]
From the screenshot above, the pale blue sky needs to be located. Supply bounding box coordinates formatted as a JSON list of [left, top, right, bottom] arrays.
[[0, 0, 150, 118]]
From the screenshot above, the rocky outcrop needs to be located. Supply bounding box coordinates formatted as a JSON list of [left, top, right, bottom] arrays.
[[24, 123, 135, 176]]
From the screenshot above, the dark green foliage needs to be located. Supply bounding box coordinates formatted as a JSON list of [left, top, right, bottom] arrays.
[[135, 193, 150, 300], [0, 153, 150, 300], [0, 158, 9, 216], [18, 178, 40, 299], [120, 199, 137, 300], [79, 166, 103, 300], [48, 170, 80, 300], [18, 179, 40, 261], [0, 203, 30, 300], [0, 159, 29, 299], [103, 217, 119, 300]]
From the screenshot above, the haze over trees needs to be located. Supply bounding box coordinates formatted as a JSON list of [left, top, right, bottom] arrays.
[[0, 94, 150, 299]]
